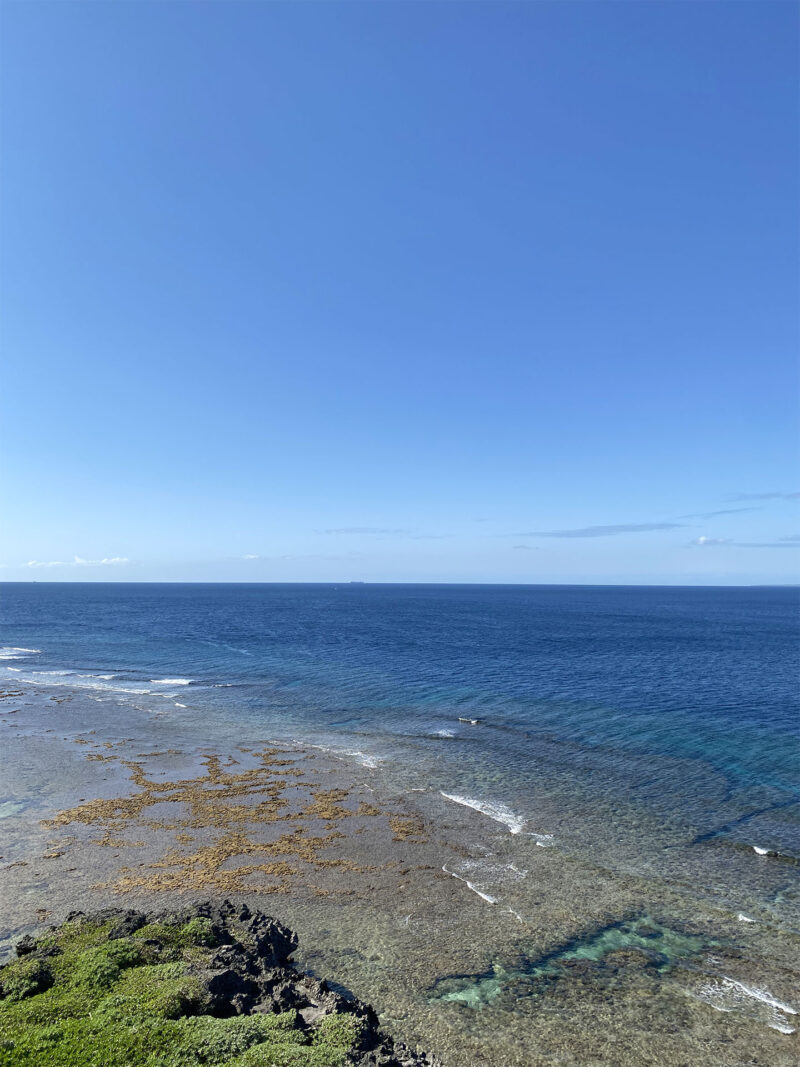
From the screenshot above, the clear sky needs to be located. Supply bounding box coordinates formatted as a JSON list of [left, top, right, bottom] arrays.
[[1, 0, 798, 584]]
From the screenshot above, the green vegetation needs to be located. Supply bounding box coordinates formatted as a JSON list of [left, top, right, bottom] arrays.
[[0, 917, 363, 1067]]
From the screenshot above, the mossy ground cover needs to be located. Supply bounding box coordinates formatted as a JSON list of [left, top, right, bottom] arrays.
[[0, 916, 362, 1067]]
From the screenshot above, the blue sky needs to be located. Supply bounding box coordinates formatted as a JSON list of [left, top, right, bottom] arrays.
[[1, 1, 797, 584]]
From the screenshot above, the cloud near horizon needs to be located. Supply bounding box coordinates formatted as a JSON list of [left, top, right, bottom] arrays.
[[520, 523, 685, 539], [321, 527, 409, 536], [691, 536, 800, 549], [319, 528, 446, 540], [27, 555, 129, 568]]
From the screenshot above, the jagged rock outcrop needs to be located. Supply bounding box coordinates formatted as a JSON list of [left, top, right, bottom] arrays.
[[2, 900, 439, 1067]]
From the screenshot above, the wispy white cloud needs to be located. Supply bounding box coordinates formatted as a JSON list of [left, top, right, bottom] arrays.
[[727, 491, 800, 501], [321, 527, 409, 536], [241, 554, 260, 560], [26, 555, 129, 568], [690, 536, 800, 549], [736, 541, 800, 548], [519, 523, 685, 539], [680, 507, 761, 519], [319, 527, 446, 539]]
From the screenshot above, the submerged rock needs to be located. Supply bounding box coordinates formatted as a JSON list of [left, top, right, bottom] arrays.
[[0, 900, 438, 1066]]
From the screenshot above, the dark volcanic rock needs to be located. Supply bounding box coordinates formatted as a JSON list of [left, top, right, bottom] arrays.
[[13, 936, 36, 958], [20, 900, 438, 1067]]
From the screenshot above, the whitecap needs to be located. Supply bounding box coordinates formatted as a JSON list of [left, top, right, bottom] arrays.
[[690, 976, 797, 1034], [434, 729, 456, 738], [752, 846, 769, 856], [442, 865, 497, 904], [453, 859, 527, 884], [305, 743, 382, 769], [737, 913, 756, 923], [149, 678, 192, 685], [440, 793, 527, 834], [13, 674, 156, 695], [0, 647, 41, 659], [174, 702, 187, 708], [345, 750, 381, 769], [530, 832, 556, 847]]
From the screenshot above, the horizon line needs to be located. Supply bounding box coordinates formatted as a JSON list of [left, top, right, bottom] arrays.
[[0, 580, 797, 589]]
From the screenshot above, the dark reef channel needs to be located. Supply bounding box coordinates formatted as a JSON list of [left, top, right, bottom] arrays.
[[429, 915, 716, 1009]]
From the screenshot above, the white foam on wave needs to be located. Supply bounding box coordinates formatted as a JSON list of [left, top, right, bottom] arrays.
[[344, 750, 381, 769], [455, 858, 527, 884], [0, 647, 41, 660], [752, 845, 769, 856], [6, 668, 199, 701], [442, 864, 497, 904], [304, 742, 382, 769], [737, 913, 756, 923], [690, 976, 797, 1034], [434, 729, 456, 738], [530, 832, 555, 847], [31, 669, 116, 680], [440, 793, 527, 834], [10, 672, 156, 696], [174, 702, 187, 708], [441, 857, 528, 909]]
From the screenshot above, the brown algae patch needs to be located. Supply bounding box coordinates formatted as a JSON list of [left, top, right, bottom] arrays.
[[389, 815, 428, 842], [91, 834, 146, 848], [43, 747, 424, 897]]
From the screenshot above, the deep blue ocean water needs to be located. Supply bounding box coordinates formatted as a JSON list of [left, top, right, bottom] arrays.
[[2, 582, 799, 870]]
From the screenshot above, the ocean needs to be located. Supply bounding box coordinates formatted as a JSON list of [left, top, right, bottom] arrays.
[[1, 582, 799, 1062]]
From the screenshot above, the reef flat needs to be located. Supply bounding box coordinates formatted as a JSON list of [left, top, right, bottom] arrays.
[[1, 684, 798, 1066]]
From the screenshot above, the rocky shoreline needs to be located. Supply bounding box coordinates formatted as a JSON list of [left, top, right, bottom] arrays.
[[0, 900, 439, 1066]]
